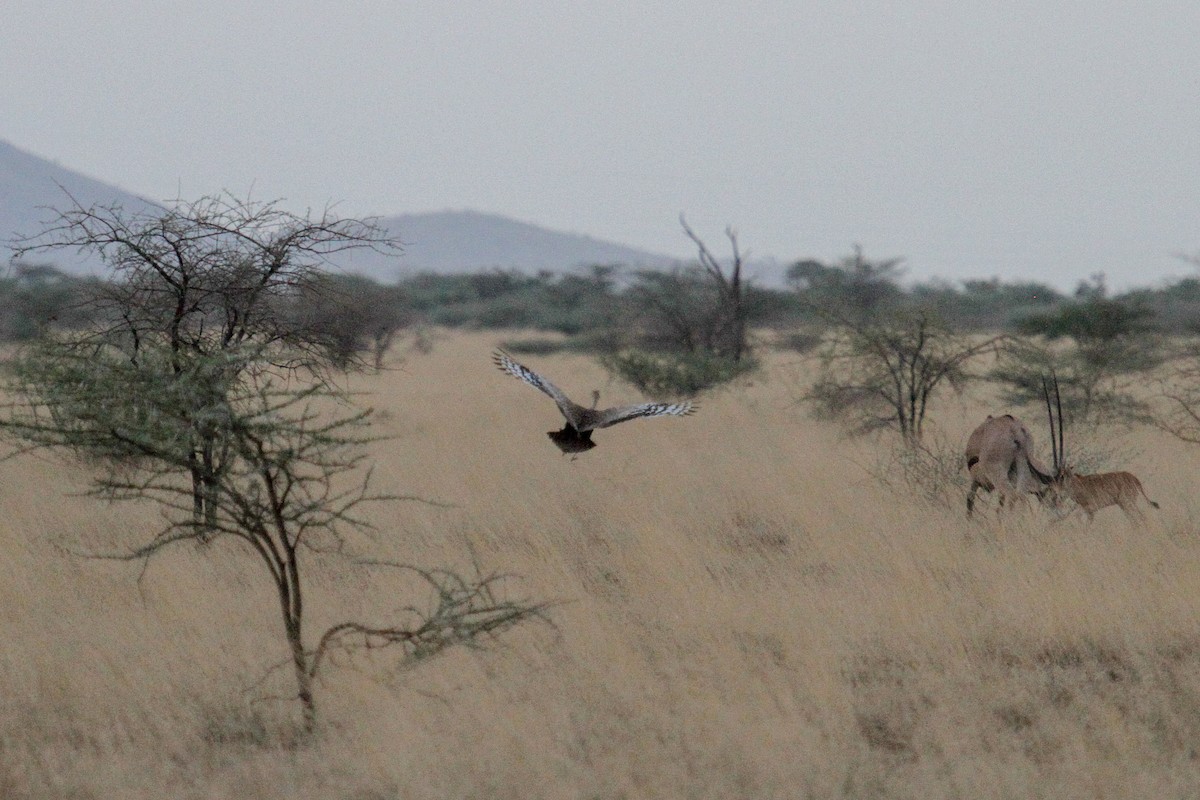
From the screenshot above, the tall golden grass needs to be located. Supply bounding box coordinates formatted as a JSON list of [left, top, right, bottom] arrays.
[[5, 329, 1200, 799]]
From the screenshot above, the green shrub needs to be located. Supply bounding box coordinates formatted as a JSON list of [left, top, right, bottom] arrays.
[[779, 330, 823, 354], [499, 337, 569, 356], [599, 349, 755, 399]]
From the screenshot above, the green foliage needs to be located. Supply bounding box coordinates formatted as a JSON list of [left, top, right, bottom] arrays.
[[989, 338, 1151, 425], [0, 264, 96, 341], [599, 348, 755, 399], [498, 337, 571, 356], [25, 240, 1200, 359], [3, 339, 237, 467], [909, 278, 1063, 331], [1121, 278, 1200, 334], [397, 267, 620, 335], [292, 273, 415, 369], [787, 245, 906, 321], [623, 268, 726, 353], [1016, 297, 1154, 344], [993, 296, 1160, 426]]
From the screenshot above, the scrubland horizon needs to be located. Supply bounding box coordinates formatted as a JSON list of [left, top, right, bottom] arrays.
[[4, 329, 1200, 799]]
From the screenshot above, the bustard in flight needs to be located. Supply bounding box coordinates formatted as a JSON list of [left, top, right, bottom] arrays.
[[492, 350, 696, 453]]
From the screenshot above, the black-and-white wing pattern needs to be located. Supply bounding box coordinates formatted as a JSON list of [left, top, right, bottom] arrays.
[[492, 350, 580, 422], [595, 401, 695, 429], [493, 348, 696, 452]]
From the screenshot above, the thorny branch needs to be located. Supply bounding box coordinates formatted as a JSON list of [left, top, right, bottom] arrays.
[[308, 564, 553, 681]]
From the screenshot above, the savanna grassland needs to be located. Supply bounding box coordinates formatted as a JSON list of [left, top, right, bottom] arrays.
[[5, 329, 1200, 799]]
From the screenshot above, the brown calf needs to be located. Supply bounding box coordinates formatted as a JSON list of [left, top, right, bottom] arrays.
[[1055, 467, 1160, 522]]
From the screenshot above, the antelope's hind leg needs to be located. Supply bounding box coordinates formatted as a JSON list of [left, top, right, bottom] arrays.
[[1119, 499, 1147, 524], [966, 481, 985, 518]]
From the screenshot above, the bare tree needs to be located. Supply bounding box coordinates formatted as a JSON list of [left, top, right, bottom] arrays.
[[1149, 341, 1200, 447], [602, 217, 758, 398], [678, 214, 751, 362], [620, 216, 753, 361], [807, 309, 1006, 444]]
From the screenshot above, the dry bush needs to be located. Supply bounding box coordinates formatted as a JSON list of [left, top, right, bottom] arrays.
[[862, 432, 969, 512]]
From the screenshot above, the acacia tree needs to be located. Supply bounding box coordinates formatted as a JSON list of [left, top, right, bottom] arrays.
[[4, 195, 544, 730], [10, 193, 399, 527], [990, 296, 1158, 425], [807, 309, 1006, 443], [1, 341, 544, 730]]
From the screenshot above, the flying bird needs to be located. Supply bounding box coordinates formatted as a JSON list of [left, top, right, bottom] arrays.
[[492, 349, 696, 453]]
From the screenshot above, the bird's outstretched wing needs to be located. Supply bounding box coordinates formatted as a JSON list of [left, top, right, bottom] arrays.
[[594, 401, 696, 429], [493, 350, 579, 422]]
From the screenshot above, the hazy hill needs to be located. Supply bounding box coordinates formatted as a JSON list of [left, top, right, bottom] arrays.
[[0, 139, 682, 280], [0, 139, 158, 272], [337, 210, 682, 281]]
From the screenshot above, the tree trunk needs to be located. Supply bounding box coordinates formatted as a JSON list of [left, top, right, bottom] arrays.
[[286, 614, 316, 732], [274, 561, 316, 729], [201, 442, 218, 529], [190, 462, 205, 526], [279, 584, 316, 732], [189, 467, 219, 534]]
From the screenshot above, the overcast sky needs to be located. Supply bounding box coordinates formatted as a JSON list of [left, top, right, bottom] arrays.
[[4, 2, 1200, 290]]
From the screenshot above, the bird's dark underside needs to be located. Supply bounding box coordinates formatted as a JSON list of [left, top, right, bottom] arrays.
[[547, 425, 596, 454]]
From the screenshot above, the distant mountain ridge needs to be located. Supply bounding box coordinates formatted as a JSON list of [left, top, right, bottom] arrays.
[[0, 139, 680, 280], [339, 210, 680, 280], [0, 139, 158, 272]]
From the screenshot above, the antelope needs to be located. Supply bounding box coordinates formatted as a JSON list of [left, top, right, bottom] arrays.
[[492, 350, 696, 454], [1053, 467, 1160, 522], [1041, 378, 1160, 522], [964, 413, 1055, 517]]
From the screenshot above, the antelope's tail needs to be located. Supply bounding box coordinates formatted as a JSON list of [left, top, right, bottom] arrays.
[[1140, 483, 1161, 509]]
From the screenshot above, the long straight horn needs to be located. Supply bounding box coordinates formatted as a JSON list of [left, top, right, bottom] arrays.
[[1043, 375, 1059, 474], [1053, 371, 1064, 470]]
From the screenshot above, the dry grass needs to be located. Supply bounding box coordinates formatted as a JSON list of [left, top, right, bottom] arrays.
[[5, 330, 1200, 798]]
